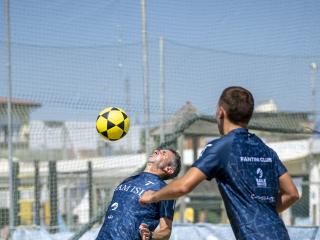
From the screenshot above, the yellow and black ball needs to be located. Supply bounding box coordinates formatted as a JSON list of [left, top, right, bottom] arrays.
[[96, 107, 130, 141]]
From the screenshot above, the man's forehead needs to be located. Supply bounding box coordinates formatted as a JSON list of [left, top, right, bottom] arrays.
[[154, 148, 174, 157], [164, 150, 174, 158], [162, 149, 172, 153], [157, 149, 173, 156]]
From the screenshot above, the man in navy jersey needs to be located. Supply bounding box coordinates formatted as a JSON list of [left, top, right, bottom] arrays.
[[140, 86, 300, 240], [96, 148, 181, 240]]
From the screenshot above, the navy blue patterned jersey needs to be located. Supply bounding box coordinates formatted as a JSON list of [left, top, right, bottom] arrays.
[[96, 172, 175, 240], [192, 128, 289, 240]]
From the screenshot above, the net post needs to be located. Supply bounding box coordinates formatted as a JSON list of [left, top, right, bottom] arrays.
[[34, 160, 41, 226], [49, 160, 58, 233], [87, 161, 93, 220], [12, 161, 20, 227]]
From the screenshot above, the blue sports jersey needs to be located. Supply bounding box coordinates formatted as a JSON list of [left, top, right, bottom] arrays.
[[192, 128, 289, 240], [96, 172, 175, 240]]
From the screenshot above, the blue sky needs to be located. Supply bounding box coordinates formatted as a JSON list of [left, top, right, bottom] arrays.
[[5, 0, 320, 56], [0, 0, 320, 122]]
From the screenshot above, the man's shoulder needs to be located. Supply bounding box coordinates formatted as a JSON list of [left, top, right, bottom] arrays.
[[151, 176, 166, 188], [203, 136, 232, 152], [121, 174, 140, 184], [139, 173, 166, 188], [250, 134, 278, 154]]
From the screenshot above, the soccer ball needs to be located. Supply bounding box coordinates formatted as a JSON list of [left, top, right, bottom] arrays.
[[96, 107, 130, 141]]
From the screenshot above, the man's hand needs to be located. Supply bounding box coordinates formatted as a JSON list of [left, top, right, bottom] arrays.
[[139, 223, 152, 240], [276, 172, 300, 212], [139, 190, 157, 206]]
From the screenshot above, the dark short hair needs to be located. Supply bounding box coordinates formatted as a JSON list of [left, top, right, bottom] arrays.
[[165, 148, 181, 180], [218, 86, 254, 124]]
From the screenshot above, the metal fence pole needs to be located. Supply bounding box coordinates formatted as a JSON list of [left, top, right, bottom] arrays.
[[34, 160, 41, 226], [3, 0, 14, 234], [12, 162, 20, 227], [178, 135, 186, 223], [49, 161, 58, 233], [88, 161, 93, 220], [141, 0, 151, 155], [160, 37, 165, 144]]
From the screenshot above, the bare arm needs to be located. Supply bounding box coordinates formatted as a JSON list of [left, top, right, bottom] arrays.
[[140, 167, 207, 204], [276, 172, 300, 213], [139, 218, 172, 240]]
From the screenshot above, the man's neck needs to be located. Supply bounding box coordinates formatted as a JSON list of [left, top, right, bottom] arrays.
[[223, 121, 247, 135], [144, 164, 163, 177]]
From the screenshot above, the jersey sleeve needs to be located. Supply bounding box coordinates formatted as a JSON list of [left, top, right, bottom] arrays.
[[274, 151, 287, 177], [159, 200, 175, 220], [192, 141, 223, 180]]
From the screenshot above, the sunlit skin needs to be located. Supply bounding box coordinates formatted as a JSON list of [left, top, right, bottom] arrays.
[[144, 149, 175, 178]]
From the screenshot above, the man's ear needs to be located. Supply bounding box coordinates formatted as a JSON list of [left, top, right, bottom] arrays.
[[163, 166, 174, 176], [217, 106, 225, 119]]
